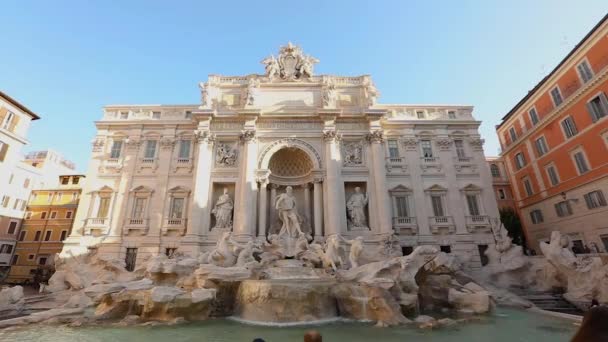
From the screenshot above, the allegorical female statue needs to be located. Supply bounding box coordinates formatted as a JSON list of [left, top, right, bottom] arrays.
[[346, 187, 368, 229], [212, 188, 233, 229]]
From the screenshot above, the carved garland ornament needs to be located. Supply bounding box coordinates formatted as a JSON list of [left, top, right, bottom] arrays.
[[401, 138, 418, 151], [160, 137, 175, 150], [469, 138, 485, 150], [125, 139, 141, 150], [435, 138, 453, 151], [239, 129, 257, 143]]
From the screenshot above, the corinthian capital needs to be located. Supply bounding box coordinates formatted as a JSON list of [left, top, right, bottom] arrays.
[[366, 130, 384, 144], [194, 130, 215, 144], [322, 130, 341, 142], [239, 129, 257, 143]]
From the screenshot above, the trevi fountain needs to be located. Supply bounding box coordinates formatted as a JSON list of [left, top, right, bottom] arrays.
[[1, 44, 606, 341]]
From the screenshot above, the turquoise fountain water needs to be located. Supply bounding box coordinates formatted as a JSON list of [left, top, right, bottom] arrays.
[[0, 308, 576, 342]]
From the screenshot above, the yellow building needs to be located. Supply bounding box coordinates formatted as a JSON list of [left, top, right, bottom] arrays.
[[7, 175, 84, 284]]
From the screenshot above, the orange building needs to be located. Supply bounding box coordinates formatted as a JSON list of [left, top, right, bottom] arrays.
[[7, 175, 84, 284], [486, 156, 516, 211], [496, 14, 608, 254]]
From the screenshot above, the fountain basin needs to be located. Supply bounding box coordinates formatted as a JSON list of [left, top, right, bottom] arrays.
[[235, 279, 337, 323]]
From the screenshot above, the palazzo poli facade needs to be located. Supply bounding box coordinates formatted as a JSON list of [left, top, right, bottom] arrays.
[[64, 44, 499, 268]]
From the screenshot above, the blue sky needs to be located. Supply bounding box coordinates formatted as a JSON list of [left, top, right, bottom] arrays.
[[1, 1, 607, 172]]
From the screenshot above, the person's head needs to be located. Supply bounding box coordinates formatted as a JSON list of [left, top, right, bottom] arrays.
[[571, 305, 608, 342], [354, 186, 361, 193], [223, 188, 229, 194], [304, 330, 322, 342], [286, 186, 293, 194]]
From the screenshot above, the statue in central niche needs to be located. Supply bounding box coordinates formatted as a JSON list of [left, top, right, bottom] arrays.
[[275, 186, 304, 238], [347, 187, 369, 229]]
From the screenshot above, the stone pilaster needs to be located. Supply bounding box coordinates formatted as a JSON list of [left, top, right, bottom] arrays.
[[233, 129, 258, 239], [322, 129, 346, 236], [366, 128, 393, 235], [313, 178, 323, 239], [186, 129, 215, 239]]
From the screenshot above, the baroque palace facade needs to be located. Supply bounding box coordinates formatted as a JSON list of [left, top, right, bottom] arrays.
[[64, 44, 499, 268]]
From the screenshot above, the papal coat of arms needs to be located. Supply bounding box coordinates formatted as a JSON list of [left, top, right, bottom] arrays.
[[261, 42, 319, 81]]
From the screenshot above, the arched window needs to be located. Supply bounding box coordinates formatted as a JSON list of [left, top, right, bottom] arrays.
[[490, 164, 500, 177]]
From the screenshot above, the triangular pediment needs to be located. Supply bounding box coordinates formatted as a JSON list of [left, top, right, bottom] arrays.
[[130, 185, 154, 193], [425, 184, 447, 192], [462, 183, 482, 191], [389, 184, 413, 193], [168, 186, 190, 194]]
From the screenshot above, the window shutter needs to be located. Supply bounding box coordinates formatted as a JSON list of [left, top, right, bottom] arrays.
[[598, 191, 607, 206], [587, 101, 599, 122], [584, 193, 592, 209], [0, 143, 8, 161], [0, 108, 7, 125], [8, 115, 19, 132]]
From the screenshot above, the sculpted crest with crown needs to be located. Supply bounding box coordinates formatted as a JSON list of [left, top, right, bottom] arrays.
[[261, 42, 319, 81]]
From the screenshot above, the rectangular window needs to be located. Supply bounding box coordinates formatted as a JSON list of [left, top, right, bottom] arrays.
[[546, 165, 560, 186], [65, 211, 73, 219], [97, 197, 110, 218], [132, 198, 146, 219], [185, 111, 192, 119], [47, 193, 53, 203], [72, 177, 79, 185], [587, 93, 608, 122], [61, 177, 69, 185], [50, 211, 57, 219], [431, 195, 444, 217], [448, 111, 456, 119], [144, 140, 157, 159], [170, 198, 184, 218], [1, 196, 10, 208], [34, 231, 42, 241], [395, 196, 409, 217], [490, 164, 500, 177], [18, 231, 26, 241], [529, 107, 539, 125], [421, 140, 433, 157], [25, 211, 32, 219], [152, 111, 161, 119], [24, 178, 30, 188], [555, 201, 573, 217], [535, 137, 549, 156], [11, 254, 18, 265], [0, 140, 8, 162], [387, 140, 399, 158], [416, 111, 425, 119], [584, 190, 607, 209], [509, 127, 517, 142], [72, 192, 78, 201], [12, 199, 19, 210], [561, 116, 578, 138], [466, 194, 480, 216], [44, 230, 52, 241], [110, 140, 123, 159], [7, 221, 17, 234], [577, 60, 594, 83], [523, 177, 533, 196], [551, 86, 563, 106], [0, 244, 13, 254], [2, 111, 14, 130], [530, 209, 544, 224], [38, 257, 48, 265], [178, 140, 191, 159], [454, 140, 466, 158], [28, 254, 34, 260], [515, 153, 526, 169], [8, 174, 14, 184], [41, 212, 47, 219], [120, 112, 129, 119], [56, 193, 62, 202], [573, 151, 589, 174], [498, 189, 506, 199], [60, 230, 68, 241]]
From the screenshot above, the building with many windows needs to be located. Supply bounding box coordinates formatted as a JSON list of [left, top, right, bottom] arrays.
[[0, 91, 40, 277], [62, 43, 500, 269], [486, 156, 516, 211], [6, 175, 84, 284], [496, 15, 608, 253]]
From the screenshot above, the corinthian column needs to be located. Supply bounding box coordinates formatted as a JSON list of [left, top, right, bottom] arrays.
[[367, 130, 393, 235], [233, 129, 258, 239], [313, 178, 323, 238], [187, 130, 215, 238], [257, 178, 268, 238], [323, 130, 347, 236]]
